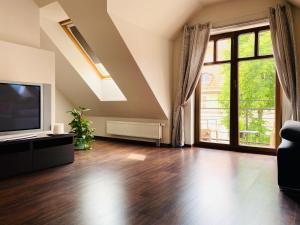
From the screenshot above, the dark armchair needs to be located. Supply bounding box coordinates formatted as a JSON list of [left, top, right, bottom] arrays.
[[278, 120, 300, 191]]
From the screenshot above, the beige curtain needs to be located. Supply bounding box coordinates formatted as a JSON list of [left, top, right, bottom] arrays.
[[269, 3, 300, 121], [172, 23, 211, 147]]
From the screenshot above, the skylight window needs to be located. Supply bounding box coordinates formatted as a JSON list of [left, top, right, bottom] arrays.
[[60, 19, 111, 79]]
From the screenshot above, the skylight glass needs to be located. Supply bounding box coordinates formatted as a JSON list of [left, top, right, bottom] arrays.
[[96, 63, 110, 77], [60, 19, 111, 79]]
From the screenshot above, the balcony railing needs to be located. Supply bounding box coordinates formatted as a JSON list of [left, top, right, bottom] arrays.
[[200, 99, 275, 147]]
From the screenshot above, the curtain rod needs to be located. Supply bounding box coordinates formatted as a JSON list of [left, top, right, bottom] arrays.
[[186, 10, 270, 32], [212, 17, 269, 29], [211, 17, 269, 34]]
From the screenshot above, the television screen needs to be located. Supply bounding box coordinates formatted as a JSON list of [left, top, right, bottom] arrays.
[[0, 83, 41, 132]]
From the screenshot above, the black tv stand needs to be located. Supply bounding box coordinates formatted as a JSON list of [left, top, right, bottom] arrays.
[[0, 134, 74, 179]]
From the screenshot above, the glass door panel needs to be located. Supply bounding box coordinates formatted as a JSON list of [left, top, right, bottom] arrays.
[[238, 33, 255, 58], [200, 64, 231, 144], [238, 58, 276, 148]]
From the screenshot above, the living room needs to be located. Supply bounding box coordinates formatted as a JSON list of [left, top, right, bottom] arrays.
[[1, 0, 300, 224]]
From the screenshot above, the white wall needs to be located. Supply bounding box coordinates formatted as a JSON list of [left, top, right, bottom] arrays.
[[0, 0, 40, 48], [0, 40, 55, 127], [189, 0, 281, 26], [55, 89, 73, 132], [107, 12, 173, 144], [184, 94, 195, 145], [0, 0, 55, 130]]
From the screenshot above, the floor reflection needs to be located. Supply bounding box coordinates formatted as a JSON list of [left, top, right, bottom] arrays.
[[127, 154, 146, 161], [78, 171, 128, 225]]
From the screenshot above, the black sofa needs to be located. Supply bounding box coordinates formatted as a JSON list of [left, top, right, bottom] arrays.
[[278, 120, 300, 191]]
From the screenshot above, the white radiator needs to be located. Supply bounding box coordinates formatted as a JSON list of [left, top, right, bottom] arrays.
[[106, 121, 163, 146]]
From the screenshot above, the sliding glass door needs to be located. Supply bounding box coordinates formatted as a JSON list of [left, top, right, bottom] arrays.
[[196, 26, 280, 153]]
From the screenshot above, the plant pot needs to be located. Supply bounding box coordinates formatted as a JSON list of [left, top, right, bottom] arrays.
[[74, 137, 89, 150]]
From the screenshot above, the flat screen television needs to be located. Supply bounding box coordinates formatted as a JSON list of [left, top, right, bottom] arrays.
[[0, 82, 42, 134]]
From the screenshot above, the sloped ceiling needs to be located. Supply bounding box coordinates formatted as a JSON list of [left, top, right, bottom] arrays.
[[36, 0, 168, 119], [34, 0, 231, 121], [41, 27, 166, 118], [36, 0, 231, 38], [35, 0, 300, 121]]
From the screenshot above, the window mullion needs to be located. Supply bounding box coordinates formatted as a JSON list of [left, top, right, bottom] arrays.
[[230, 33, 239, 147], [213, 40, 217, 62], [255, 31, 259, 57]]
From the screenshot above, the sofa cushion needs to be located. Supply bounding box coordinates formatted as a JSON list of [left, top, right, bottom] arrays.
[[280, 120, 300, 142]]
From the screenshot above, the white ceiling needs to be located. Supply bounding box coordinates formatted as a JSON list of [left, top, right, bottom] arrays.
[[108, 0, 300, 38], [107, 0, 229, 38]]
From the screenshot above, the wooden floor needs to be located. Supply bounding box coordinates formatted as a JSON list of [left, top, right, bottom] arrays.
[[0, 140, 300, 225]]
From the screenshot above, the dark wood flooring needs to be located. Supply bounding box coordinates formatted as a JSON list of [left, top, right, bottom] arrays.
[[0, 140, 299, 225]]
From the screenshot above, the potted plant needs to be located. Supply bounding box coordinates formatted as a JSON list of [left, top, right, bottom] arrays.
[[68, 107, 95, 150]]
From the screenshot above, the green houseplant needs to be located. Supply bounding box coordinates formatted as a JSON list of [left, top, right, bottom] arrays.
[[68, 107, 95, 150]]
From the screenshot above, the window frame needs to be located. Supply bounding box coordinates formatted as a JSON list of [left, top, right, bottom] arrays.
[[195, 25, 281, 155], [60, 19, 111, 80]]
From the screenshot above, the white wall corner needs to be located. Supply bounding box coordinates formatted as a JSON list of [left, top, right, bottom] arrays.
[[184, 92, 195, 145]]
